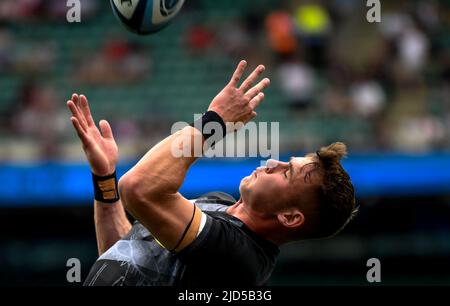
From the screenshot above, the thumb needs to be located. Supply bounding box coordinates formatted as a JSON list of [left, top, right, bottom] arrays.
[[99, 120, 114, 140]]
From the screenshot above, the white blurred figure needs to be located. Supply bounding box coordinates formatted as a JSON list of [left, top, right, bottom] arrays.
[[277, 58, 316, 110], [349, 81, 386, 118], [398, 25, 429, 72], [378, 12, 412, 39], [379, 11, 429, 72]]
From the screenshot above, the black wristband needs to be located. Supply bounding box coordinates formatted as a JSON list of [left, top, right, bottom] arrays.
[[92, 171, 120, 203], [190, 111, 226, 141]]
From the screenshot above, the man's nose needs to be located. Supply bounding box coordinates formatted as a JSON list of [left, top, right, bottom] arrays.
[[265, 159, 279, 169], [263, 159, 288, 173]]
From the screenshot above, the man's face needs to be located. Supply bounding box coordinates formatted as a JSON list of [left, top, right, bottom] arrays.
[[239, 156, 319, 215]]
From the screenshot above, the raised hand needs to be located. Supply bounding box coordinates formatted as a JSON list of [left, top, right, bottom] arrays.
[[208, 60, 270, 126], [67, 94, 118, 176]]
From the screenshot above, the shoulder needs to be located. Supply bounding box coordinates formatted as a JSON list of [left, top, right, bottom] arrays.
[[177, 212, 278, 285], [180, 211, 277, 267]]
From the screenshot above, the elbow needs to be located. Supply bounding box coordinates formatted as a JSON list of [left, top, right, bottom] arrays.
[[118, 172, 146, 211], [118, 171, 163, 210]]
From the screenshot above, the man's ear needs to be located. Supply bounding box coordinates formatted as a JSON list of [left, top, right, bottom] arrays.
[[277, 209, 305, 229]]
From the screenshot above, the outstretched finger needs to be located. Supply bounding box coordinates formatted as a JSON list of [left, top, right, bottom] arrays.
[[245, 78, 270, 100], [228, 60, 247, 87], [72, 93, 79, 104], [67, 100, 88, 132], [239, 65, 265, 93], [71, 117, 91, 148], [79, 95, 95, 127], [99, 120, 114, 140], [249, 92, 265, 110], [247, 111, 258, 122]]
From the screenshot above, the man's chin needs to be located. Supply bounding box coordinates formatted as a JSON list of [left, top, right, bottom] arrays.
[[239, 177, 250, 192], [240, 175, 253, 186]]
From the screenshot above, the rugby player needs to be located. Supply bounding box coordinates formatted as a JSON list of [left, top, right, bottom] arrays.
[[67, 61, 357, 286]]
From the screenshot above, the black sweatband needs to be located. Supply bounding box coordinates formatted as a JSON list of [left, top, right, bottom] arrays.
[[92, 171, 120, 203], [190, 111, 226, 141]]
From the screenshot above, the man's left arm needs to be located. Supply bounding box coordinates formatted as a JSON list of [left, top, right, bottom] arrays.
[[119, 60, 270, 251]]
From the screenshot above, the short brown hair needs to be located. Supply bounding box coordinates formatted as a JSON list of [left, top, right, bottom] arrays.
[[305, 142, 358, 239]]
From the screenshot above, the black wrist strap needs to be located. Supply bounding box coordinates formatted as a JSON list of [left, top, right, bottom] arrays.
[[190, 111, 226, 141], [92, 171, 120, 203]]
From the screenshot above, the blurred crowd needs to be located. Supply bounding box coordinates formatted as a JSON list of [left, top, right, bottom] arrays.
[[0, 0, 98, 22], [0, 0, 449, 160]]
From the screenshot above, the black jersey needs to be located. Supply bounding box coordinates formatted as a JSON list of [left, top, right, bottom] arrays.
[[83, 192, 279, 286]]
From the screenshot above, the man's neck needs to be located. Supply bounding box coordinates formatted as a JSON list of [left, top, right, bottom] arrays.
[[226, 199, 284, 246]]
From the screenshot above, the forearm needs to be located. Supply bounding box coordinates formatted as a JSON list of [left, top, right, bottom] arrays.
[[94, 199, 132, 256]]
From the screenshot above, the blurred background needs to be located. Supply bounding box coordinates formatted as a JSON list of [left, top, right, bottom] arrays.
[[0, 0, 449, 285]]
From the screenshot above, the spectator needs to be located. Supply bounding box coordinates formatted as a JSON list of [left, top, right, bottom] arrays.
[[349, 81, 386, 118], [292, 2, 331, 68], [265, 11, 298, 59], [397, 25, 429, 72], [277, 54, 316, 111], [217, 20, 252, 58], [185, 24, 215, 55]]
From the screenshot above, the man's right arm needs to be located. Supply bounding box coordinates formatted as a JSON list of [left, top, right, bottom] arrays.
[[94, 199, 131, 255], [67, 93, 131, 256]]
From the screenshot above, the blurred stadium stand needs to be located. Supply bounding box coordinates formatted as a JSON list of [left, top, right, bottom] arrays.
[[0, 0, 449, 285]]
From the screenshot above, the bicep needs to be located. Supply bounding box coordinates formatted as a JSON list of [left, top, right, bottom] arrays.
[[126, 192, 203, 252]]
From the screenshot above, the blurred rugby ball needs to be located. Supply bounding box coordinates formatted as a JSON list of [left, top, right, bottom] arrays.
[[110, 0, 185, 34]]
